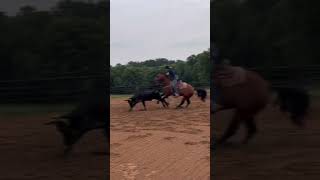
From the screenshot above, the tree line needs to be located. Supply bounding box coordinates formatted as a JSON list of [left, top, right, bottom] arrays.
[[212, 0, 320, 68], [110, 49, 210, 90], [0, 0, 108, 103], [0, 0, 108, 81]]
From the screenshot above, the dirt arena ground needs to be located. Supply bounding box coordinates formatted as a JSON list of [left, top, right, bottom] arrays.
[[0, 104, 107, 180], [2, 94, 320, 179], [214, 96, 320, 180], [110, 95, 210, 180]]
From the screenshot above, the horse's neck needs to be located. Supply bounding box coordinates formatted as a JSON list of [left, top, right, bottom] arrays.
[[162, 78, 171, 86]]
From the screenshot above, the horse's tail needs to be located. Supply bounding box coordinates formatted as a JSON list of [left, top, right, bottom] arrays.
[[196, 88, 207, 102], [272, 87, 310, 127]]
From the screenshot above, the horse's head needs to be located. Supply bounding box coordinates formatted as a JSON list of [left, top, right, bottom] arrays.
[[154, 73, 169, 85]]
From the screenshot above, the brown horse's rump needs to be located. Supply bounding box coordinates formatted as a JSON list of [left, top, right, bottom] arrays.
[[178, 82, 194, 97], [215, 69, 270, 113], [213, 65, 309, 144]]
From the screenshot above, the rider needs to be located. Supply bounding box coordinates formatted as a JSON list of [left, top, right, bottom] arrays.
[[165, 65, 179, 96]]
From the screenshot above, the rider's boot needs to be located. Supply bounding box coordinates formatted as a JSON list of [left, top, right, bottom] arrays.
[[173, 87, 179, 97]]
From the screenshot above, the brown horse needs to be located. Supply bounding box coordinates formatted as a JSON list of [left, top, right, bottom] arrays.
[[154, 73, 207, 108], [213, 65, 310, 144]]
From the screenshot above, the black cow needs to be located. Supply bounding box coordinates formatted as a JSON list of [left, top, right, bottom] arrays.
[[45, 79, 108, 156], [125, 90, 168, 111]]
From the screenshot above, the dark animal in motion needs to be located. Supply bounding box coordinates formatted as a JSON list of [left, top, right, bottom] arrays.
[[154, 73, 207, 108], [213, 66, 310, 145], [273, 87, 310, 126], [45, 81, 108, 156], [125, 90, 168, 111], [196, 89, 207, 102]]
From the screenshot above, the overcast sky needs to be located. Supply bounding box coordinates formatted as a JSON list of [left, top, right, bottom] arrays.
[[0, 0, 210, 66], [110, 0, 210, 65]]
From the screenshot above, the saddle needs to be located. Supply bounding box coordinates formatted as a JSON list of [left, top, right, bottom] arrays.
[[214, 66, 247, 87]]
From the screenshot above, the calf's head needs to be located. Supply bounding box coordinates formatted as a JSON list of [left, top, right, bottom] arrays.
[[125, 97, 139, 111]]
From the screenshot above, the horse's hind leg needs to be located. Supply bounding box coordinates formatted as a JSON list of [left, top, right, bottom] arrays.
[[217, 112, 241, 144], [242, 117, 257, 144], [176, 97, 185, 108], [185, 98, 191, 108]]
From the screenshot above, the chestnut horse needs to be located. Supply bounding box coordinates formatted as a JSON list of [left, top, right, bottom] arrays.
[[213, 65, 310, 144], [154, 73, 207, 108]]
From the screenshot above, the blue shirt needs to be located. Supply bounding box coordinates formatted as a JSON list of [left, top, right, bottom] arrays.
[[167, 69, 176, 80]]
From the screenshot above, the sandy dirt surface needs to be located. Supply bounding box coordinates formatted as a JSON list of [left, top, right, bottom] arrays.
[[0, 105, 107, 180], [213, 98, 320, 180], [110, 95, 210, 180]]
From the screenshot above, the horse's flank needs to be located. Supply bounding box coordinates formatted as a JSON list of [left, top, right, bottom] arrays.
[[178, 83, 194, 98], [215, 69, 269, 113]]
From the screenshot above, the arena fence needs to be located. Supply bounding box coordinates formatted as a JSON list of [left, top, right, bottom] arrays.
[[110, 82, 210, 95], [0, 73, 106, 104], [1, 65, 320, 103]]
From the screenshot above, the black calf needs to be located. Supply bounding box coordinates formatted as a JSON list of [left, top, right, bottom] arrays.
[[126, 90, 168, 111], [46, 84, 108, 156]]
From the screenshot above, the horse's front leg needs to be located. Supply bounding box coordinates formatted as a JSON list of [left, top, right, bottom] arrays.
[[161, 95, 169, 107], [185, 98, 191, 108], [217, 112, 241, 144]]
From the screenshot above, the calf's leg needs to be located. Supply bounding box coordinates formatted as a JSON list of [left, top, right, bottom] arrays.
[[142, 101, 147, 110]]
